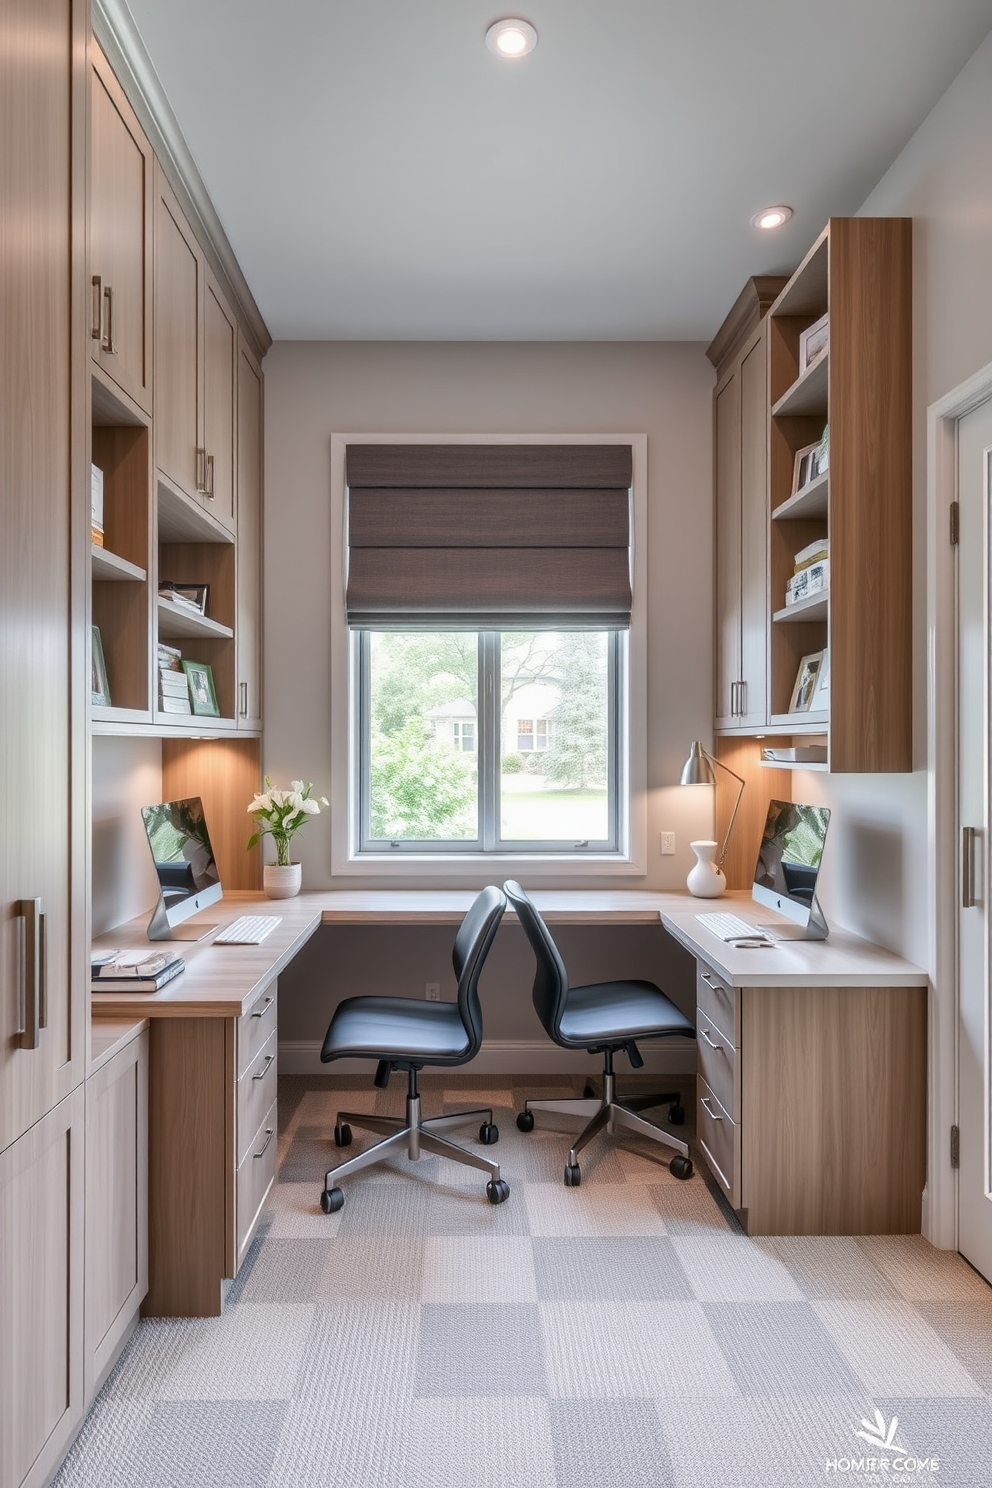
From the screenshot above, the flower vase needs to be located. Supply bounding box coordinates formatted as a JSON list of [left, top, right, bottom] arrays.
[[686, 840, 726, 898], [263, 862, 302, 899]]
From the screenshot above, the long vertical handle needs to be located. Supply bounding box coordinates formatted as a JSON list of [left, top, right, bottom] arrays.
[[91, 276, 104, 340], [104, 284, 117, 354], [206, 453, 215, 499], [239, 681, 248, 719], [195, 447, 207, 494], [16, 898, 41, 1050], [738, 679, 747, 717], [962, 826, 978, 908]]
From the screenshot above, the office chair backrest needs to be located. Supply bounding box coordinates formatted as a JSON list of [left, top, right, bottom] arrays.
[[452, 885, 507, 1059], [503, 880, 569, 1041]]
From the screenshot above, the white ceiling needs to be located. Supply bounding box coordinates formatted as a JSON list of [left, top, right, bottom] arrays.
[[124, 0, 992, 343]]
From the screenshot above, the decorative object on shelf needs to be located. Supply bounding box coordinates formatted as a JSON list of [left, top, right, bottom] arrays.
[[248, 776, 329, 895], [810, 647, 830, 711], [791, 441, 822, 495], [678, 740, 745, 898], [181, 659, 219, 717], [762, 745, 828, 764], [159, 580, 209, 615], [786, 559, 829, 606], [91, 463, 104, 547], [799, 311, 829, 373], [815, 422, 830, 474], [157, 643, 191, 713], [794, 536, 829, 571], [788, 651, 825, 713], [91, 625, 110, 706]]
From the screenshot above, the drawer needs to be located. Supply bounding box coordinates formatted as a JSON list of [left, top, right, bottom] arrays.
[[237, 1031, 278, 1166], [696, 961, 738, 1046], [696, 1008, 738, 1120], [237, 983, 277, 1077], [237, 1097, 277, 1263], [697, 1074, 740, 1206]]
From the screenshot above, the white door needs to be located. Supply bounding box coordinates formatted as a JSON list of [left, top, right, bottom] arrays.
[[957, 394, 992, 1282]]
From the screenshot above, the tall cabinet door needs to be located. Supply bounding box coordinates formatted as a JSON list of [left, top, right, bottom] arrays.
[[714, 368, 742, 729], [738, 326, 769, 728], [154, 167, 203, 501], [0, 0, 82, 1155], [236, 340, 264, 730], [202, 271, 237, 535]]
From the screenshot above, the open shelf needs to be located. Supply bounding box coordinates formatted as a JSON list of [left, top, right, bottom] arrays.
[[772, 471, 829, 522], [92, 544, 146, 582], [156, 597, 234, 642], [773, 591, 828, 624], [772, 351, 828, 418]]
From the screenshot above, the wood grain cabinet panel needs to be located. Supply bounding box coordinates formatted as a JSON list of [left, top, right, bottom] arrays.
[[202, 271, 237, 535], [236, 338, 264, 729], [154, 166, 202, 504]]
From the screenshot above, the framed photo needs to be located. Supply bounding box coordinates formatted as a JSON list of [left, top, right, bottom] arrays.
[[788, 650, 824, 713], [809, 647, 830, 712], [791, 441, 821, 495], [91, 625, 110, 707], [799, 311, 829, 374], [159, 581, 209, 615], [181, 659, 220, 717]]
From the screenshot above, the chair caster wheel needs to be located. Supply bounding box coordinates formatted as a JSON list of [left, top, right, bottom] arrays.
[[669, 1155, 693, 1180], [668, 1104, 685, 1126], [564, 1163, 581, 1187], [516, 1110, 535, 1133], [486, 1178, 510, 1205], [320, 1186, 344, 1214], [479, 1122, 499, 1145], [334, 1122, 352, 1147]]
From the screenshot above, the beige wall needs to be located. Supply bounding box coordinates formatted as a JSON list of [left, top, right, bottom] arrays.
[[92, 735, 162, 937]]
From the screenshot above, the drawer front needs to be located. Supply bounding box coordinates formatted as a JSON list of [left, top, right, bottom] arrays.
[[237, 983, 277, 1077], [237, 1097, 277, 1263], [696, 1008, 738, 1120], [696, 961, 739, 1046], [237, 1031, 278, 1166], [697, 1074, 740, 1206]]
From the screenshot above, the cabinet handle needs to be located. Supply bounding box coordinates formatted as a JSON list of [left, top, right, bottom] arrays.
[[16, 898, 42, 1050], [195, 447, 208, 494], [700, 1096, 722, 1122], [962, 826, 978, 908], [91, 275, 104, 340], [253, 1128, 274, 1158], [38, 910, 48, 1029], [700, 1026, 722, 1051], [239, 681, 248, 718], [205, 453, 215, 499], [738, 679, 746, 717], [733, 681, 741, 716], [252, 1053, 275, 1081], [250, 994, 274, 1019], [700, 971, 722, 991], [103, 284, 117, 354]]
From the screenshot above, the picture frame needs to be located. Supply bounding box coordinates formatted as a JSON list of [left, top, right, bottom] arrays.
[[91, 625, 110, 707], [799, 311, 829, 374], [809, 647, 830, 712], [181, 659, 220, 717], [159, 580, 209, 615], [791, 441, 821, 495], [788, 650, 824, 713]]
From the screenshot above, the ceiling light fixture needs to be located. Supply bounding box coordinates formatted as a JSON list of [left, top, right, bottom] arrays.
[[751, 205, 794, 231], [486, 18, 538, 58]]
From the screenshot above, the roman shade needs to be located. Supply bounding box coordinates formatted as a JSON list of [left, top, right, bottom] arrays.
[[345, 443, 633, 628]]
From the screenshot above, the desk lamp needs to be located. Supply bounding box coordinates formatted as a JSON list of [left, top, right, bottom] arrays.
[[679, 741, 745, 897]]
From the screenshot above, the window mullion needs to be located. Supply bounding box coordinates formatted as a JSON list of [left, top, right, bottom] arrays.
[[478, 632, 498, 849]]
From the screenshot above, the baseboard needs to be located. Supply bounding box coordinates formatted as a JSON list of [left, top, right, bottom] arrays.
[[278, 1037, 697, 1078]]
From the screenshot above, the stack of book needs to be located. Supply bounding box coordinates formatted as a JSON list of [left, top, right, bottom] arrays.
[[91, 463, 104, 548], [158, 643, 191, 714], [786, 536, 830, 606], [91, 950, 185, 992]]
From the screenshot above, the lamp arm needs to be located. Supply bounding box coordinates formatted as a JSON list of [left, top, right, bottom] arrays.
[[702, 748, 745, 870]]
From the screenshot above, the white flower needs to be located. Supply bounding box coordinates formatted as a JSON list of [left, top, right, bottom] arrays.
[[291, 780, 305, 795], [248, 793, 272, 814], [300, 798, 320, 815]]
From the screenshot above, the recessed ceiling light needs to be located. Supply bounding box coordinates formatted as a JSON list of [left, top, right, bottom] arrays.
[[486, 18, 538, 59], [751, 205, 794, 231]]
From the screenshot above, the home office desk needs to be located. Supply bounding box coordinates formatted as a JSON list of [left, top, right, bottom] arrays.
[[91, 890, 928, 1315]]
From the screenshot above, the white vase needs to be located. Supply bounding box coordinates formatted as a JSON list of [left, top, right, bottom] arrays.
[[686, 840, 726, 898], [263, 862, 302, 899]]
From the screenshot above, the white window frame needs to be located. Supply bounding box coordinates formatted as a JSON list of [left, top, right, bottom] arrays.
[[329, 432, 648, 879]]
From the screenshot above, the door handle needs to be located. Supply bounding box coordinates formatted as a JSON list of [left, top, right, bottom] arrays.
[[962, 826, 979, 908], [195, 447, 208, 494], [91, 275, 104, 340], [16, 898, 42, 1050], [738, 679, 746, 717], [103, 283, 117, 354], [205, 453, 215, 499], [239, 681, 248, 718]]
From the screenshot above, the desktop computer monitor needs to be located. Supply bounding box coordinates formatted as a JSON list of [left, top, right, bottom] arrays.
[[752, 799, 831, 939], [141, 796, 223, 940]]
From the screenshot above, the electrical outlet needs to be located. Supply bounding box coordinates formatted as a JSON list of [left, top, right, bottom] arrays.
[[660, 832, 676, 856], [425, 982, 441, 1001]]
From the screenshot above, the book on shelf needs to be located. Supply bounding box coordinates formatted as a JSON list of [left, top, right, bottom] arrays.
[[762, 745, 828, 764], [91, 951, 185, 993], [158, 694, 192, 715], [786, 559, 829, 605], [159, 671, 190, 697], [794, 536, 829, 572], [157, 642, 183, 670], [91, 463, 104, 547]]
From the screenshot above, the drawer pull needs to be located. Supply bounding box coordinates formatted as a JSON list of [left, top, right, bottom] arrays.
[[700, 1096, 723, 1122], [700, 1027, 723, 1051], [252, 1054, 275, 1080], [253, 1128, 274, 1158], [700, 972, 723, 991], [250, 995, 274, 1020]]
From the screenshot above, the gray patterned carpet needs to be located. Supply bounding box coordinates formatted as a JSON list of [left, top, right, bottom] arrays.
[[55, 1075, 992, 1487]]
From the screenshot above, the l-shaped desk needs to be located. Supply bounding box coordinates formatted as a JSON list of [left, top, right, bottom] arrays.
[[92, 889, 928, 1317]]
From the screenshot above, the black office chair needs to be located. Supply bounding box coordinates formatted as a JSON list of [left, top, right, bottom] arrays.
[[318, 885, 510, 1212], [504, 880, 695, 1183]]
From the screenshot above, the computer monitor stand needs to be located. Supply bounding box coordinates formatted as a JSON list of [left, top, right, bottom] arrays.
[[146, 897, 218, 942], [772, 896, 829, 942]]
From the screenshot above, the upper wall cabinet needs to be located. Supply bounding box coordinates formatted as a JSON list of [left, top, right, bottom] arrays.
[[236, 339, 264, 731], [89, 46, 153, 415], [767, 218, 912, 772]]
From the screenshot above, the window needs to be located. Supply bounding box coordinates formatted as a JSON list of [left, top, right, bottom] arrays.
[[358, 629, 622, 853]]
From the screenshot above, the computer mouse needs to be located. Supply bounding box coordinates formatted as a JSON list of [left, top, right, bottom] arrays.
[[730, 937, 770, 948]]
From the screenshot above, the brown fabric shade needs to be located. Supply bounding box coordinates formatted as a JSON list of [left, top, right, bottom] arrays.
[[345, 444, 633, 628]]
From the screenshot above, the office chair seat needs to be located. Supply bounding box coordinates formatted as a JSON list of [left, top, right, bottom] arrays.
[[318, 885, 510, 1213], [505, 879, 696, 1185]]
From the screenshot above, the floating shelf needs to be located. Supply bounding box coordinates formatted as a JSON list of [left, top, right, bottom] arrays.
[[156, 596, 234, 642], [769, 711, 830, 731], [772, 471, 829, 522], [773, 591, 828, 624], [772, 352, 828, 418], [92, 544, 146, 582]]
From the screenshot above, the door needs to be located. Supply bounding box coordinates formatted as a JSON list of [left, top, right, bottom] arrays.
[[236, 340, 263, 730], [957, 393, 992, 1282], [203, 271, 237, 534], [738, 326, 769, 727], [155, 169, 202, 501], [714, 367, 741, 727]]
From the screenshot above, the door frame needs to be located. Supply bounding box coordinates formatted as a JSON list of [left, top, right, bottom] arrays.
[[927, 358, 992, 1248]]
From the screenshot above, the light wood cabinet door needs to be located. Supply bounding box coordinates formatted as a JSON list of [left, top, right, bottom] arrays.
[[738, 329, 769, 728], [236, 339, 263, 729], [0, 1088, 85, 1488], [202, 271, 237, 534], [714, 370, 742, 729], [0, 0, 83, 1155], [89, 47, 153, 413], [154, 167, 202, 502]]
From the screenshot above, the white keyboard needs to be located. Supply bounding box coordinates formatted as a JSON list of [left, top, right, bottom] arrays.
[[214, 914, 282, 945], [695, 911, 779, 943]]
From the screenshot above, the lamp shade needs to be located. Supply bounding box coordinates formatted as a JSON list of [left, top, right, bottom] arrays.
[[679, 740, 716, 787]]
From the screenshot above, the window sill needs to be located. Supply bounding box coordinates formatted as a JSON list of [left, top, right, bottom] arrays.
[[335, 851, 646, 878]]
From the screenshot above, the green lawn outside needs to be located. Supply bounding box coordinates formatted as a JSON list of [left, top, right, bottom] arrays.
[[499, 777, 608, 839]]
